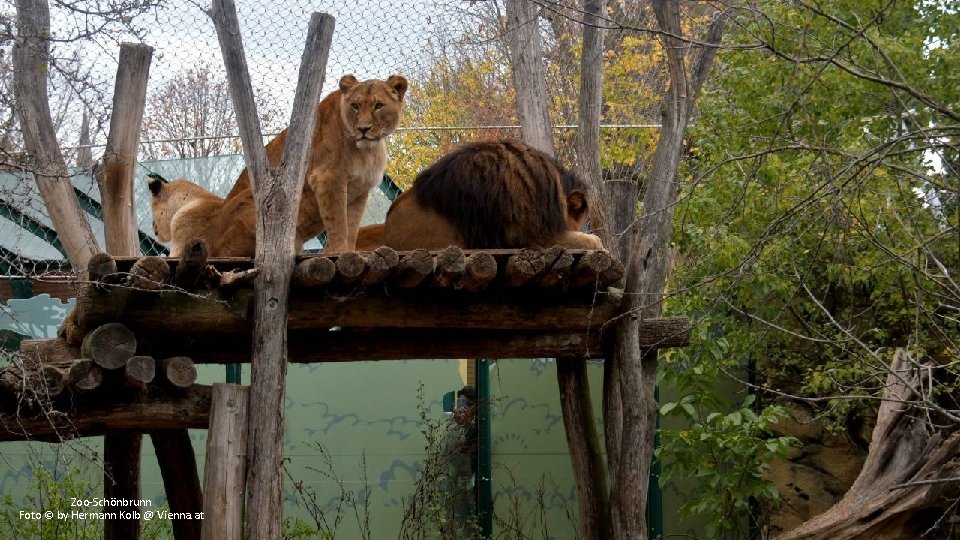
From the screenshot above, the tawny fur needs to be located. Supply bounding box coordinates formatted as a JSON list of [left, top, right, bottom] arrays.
[[383, 140, 603, 251], [148, 74, 407, 257]]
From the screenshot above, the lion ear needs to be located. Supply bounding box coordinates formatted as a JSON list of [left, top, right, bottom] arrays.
[[566, 190, 589, 222], [339, 74, 359, 93], [386, 75, 408, 101], [147, 174, 168, 196]]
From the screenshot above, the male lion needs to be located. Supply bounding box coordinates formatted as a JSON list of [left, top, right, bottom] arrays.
[[383, 140, 603, 250], [149, 74, 407, 258]]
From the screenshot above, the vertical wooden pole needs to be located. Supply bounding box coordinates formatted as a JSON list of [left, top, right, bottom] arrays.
[[557, 358, 611, 540], [151, 430, 203, 540], [208, 4, 334, 537], [202, 384, 249, 540], [12, 0, 99, 271], [99, 42, 152, 256], [503, 0, 555, 156], [103, 432, 142, 540]]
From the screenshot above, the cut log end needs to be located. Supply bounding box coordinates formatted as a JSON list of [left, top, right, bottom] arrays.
[[81, 323, 137, 370], [158, 356, 198, 388]]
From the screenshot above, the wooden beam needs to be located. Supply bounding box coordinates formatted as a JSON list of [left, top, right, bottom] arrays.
[[75, 286, 624, 336], [151, 429, 203, 540], [21, 317, 690, 364], [202, 384, 248, 540], [99, 42, 152, 256], [0, 384, 212, 442], [103, 431, 142, 540]]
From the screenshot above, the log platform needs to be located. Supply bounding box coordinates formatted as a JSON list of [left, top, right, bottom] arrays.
[[1, 247, 691, 442]]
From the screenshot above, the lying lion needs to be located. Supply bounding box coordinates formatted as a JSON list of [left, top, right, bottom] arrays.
[[148, 73, 407, 257], [382, 140, 603, 250]]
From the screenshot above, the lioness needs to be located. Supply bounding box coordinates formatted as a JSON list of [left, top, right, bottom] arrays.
[[383, 140, 603, 250], [151, 74, 407, 257]]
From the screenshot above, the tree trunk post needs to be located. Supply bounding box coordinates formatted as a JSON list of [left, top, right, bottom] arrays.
[[208, 4, 334, 537], [150, 430, 203, 540], [99, 42, 153, 256], [12, 0, 99, 271], [201, 384, 249, 540], [504, 0, 555, 155], [103, 432, 142, 540]]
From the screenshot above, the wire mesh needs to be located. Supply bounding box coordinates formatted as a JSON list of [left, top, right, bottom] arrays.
[[0, 0, 664, 278]]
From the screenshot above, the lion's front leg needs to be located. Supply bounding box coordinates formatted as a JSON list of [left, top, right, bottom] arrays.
[[315, 174, 350, 253], [345, 191, 370, 251]]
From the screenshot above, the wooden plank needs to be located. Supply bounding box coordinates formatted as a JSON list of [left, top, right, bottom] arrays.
[[75, 286, 623, 335], [151, 429, 203, 540], [202, 384, 248, 540], [104, 431, 142, 540], [0, 384, 212, 441]]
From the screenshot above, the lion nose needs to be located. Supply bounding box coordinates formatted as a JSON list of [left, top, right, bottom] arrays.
[[358, 126, 371, 136]]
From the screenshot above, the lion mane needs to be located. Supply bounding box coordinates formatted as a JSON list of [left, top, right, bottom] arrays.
[[383, 140, 602, 250]]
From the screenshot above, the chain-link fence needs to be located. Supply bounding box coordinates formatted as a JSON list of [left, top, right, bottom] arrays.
[[0, 0, 663, 275]]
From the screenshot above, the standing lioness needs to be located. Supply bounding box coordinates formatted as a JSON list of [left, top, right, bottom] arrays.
[[211, 74, 407, 256]]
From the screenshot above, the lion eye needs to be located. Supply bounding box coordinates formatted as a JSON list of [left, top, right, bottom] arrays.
[[350, 103, 360, 111], [374, 102, 384, 110]]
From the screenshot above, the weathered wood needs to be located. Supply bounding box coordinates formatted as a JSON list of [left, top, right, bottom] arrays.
[[209, 5, 335, 537], [293, 256, 336, 288], [151, 429, 203, 540], [123, 355, 155, 390], [571, 249, 612, 288], [81, 323, 137, 370], [361, 246, 399, 287], [217, 268, 259, 289], [175, 239, 209, 288], [158, 356, 198, 388], [99, 42, 153, 256], [504, 248, 546, 287], [21, 337, 80, 368], [504, 0, 555, 156], [557, 358, 612, 539], [0, 384, 212, 441], [0, 276, 78, 302], [781, 350, 960, 540], [12, 0, 99, 270], [88, 252, 118, 283], [434, 246, 466, 288], [67, 359, 103, 393], [103, 431, 142, 540], [538, 246, 574, 288], [463, 251, 498, 292], [395, 249, 434, 288], [127, 256, 171, 290], [335, 251, 368, 286], [0, 365, 66, 399], [202, 384, 249, 540]]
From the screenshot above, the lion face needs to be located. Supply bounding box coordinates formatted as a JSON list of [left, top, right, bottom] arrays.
[[147, 177, 220, 243], [338, 74, 407, 149]]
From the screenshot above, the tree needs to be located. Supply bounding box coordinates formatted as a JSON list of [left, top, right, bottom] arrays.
[[665, 0, 960, 534], [141, 61, 286, 162]]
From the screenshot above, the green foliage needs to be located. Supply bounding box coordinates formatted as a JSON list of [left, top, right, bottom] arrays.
[[0, 461, 172, 539], [399, 383, 481, 540]]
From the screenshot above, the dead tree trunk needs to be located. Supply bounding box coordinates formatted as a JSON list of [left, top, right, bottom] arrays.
[[503, 1, 612, 537], [208, 4, 334, 537], [781, 350, 960, 540], [12, 0, 99, 271], [608, 4, 724, 539], [99, 43, 152, 256]]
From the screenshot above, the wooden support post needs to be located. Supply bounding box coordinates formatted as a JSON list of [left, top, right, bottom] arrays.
[[202, 384, 249, 540], [151, 429, 203, 540], [209, 4, 334, 537], [103, 432, 142, 540], [99, 42, 152, 256], [556, 358, 612, 539]]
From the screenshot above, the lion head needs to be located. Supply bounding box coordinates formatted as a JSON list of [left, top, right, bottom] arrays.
[[338, 74, 407, 149]]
